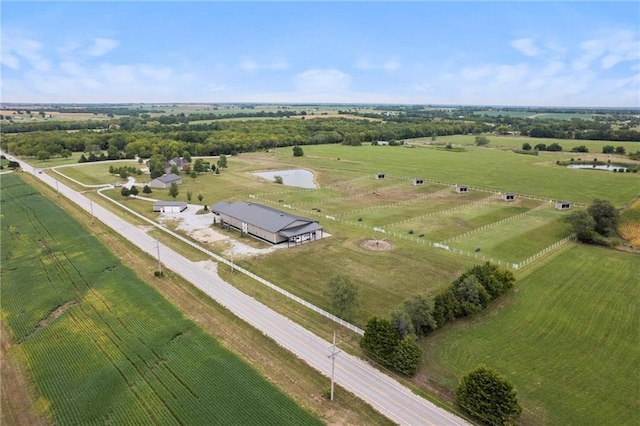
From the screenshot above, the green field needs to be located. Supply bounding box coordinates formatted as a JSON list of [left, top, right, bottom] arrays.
[[45, 142, 640, 425], [422, 244, 640, 426], [0, 174, 322, 425]]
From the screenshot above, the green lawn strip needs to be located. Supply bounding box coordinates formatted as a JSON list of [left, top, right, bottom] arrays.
[[421, 244, 640, 426], [55, 160, 142, 186], [388, 198, 542, 241], [340, 191, 491, 227], [0, 174, 323, 425], [448, 209, 574, 263]]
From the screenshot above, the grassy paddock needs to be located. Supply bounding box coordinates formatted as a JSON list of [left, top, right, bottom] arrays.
[[421, 244, 640, 426]]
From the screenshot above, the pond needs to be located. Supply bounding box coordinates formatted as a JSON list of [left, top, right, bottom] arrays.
[[566, 164, 628, 172], [252, 169, 317, 188]]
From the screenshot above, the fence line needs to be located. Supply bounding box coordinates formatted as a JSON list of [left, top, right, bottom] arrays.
[[96, 188, 364, 336], [440, 202, 550, 244]]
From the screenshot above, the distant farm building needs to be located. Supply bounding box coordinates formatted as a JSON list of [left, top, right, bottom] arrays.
[[376, 141, 390, 146], [148, 173, 182, 189], [413, 178, 425, 185], [153, 201, 187, 213], [455, 185, 469, 193], [375, 172, 386, 179], [209, 201, 323, 245], [555, 201, 571, 210], [503, 193, 516, 201]]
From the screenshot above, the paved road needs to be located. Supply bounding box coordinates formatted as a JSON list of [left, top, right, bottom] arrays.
[[5, 154, 470, 426]]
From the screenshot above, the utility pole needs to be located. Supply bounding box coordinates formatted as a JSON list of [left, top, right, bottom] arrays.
[[89, 199, 94, 224], [328, 331, 340, 401], [155, 238, 162, 274]]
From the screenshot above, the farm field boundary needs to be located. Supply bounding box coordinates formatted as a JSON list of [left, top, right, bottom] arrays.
[[0, 173, 323, 425]]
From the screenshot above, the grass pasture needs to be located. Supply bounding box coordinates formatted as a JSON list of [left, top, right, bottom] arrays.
[[14, 140, 640, 426], [421, 244, 640, 426], [0, 174, 322, 425]]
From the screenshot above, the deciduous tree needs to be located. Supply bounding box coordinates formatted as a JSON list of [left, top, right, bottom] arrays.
[[587, 199, 619, 236], [455, 365, 522, 426], [325, 275, 359, 320], [168, 182, 179, 199]]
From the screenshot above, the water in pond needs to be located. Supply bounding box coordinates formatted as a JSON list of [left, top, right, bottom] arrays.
[[253, 169, 317, 188], [566, 164, 627, 172]]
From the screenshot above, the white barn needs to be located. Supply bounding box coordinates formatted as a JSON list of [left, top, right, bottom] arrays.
[[153, 201, 188, 213]]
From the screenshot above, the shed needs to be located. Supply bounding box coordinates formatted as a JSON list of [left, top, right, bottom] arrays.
[[555, 201, 571, 210], [455, 185, 469, 193], [413, 178, 425, 185], [148, 173, 182, 189], [153, 201, 187, 213], [375, 172, 386, 179], [503, 193, 516, 201], [376, 141, 389, 146]]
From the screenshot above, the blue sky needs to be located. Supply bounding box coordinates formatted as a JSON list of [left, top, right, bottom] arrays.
[[2, 1, 639, 107]]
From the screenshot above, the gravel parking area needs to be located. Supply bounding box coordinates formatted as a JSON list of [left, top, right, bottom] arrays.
[[156, 204, 284, 257]]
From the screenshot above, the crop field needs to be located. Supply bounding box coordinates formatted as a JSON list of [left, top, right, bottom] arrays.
[[618, 198, 640, 246], [0, 174, 322, 425], [421, 244, 640, 426]]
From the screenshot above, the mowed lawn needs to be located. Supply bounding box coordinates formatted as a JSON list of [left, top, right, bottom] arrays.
[[277, 144, 638, 206], [421, 244, 640, 426], [0, 174, 322, 426]]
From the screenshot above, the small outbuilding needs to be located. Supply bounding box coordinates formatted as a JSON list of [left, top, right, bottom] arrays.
[[555, 201, 571, 210], [503, 193, 516, 201], [375, 172, 386, 179], [149, 173, 182, 189], [455, 185, 469, 193], [413, 178, 425, 185], [153, 201, 187, 213], [376, 141, 389, 146]]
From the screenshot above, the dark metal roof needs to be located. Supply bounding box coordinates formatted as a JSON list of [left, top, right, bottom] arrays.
[[209, 201, 322, 234], [155, 173, 182, 184]]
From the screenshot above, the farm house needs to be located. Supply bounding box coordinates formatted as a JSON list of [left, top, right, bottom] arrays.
[[455, 185, 469, 193], [555, 201, 571, 210], [375, 172, 386, 179], [413, 178, 425, 185], [503, 193, 516, 201], [153, 201, 188, 213], [209, 201, 323, 245], [148, 173, 182, 189]]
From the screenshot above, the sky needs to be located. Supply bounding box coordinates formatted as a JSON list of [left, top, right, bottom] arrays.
[[2, 1, 639, 107]]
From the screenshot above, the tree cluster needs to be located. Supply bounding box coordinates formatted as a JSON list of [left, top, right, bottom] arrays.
[[360, 263, 515, 377], [566, 199, 619, 245], [360, 316, 423, 376]]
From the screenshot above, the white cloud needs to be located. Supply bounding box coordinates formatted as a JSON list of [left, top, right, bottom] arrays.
[[2, 37, 50, 71], [88, 38, 119, 57], [1, 53, 20, 69], [294, 69, 351, 93], [510, 38, 540, 57], [573, 29, 639, 71]]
